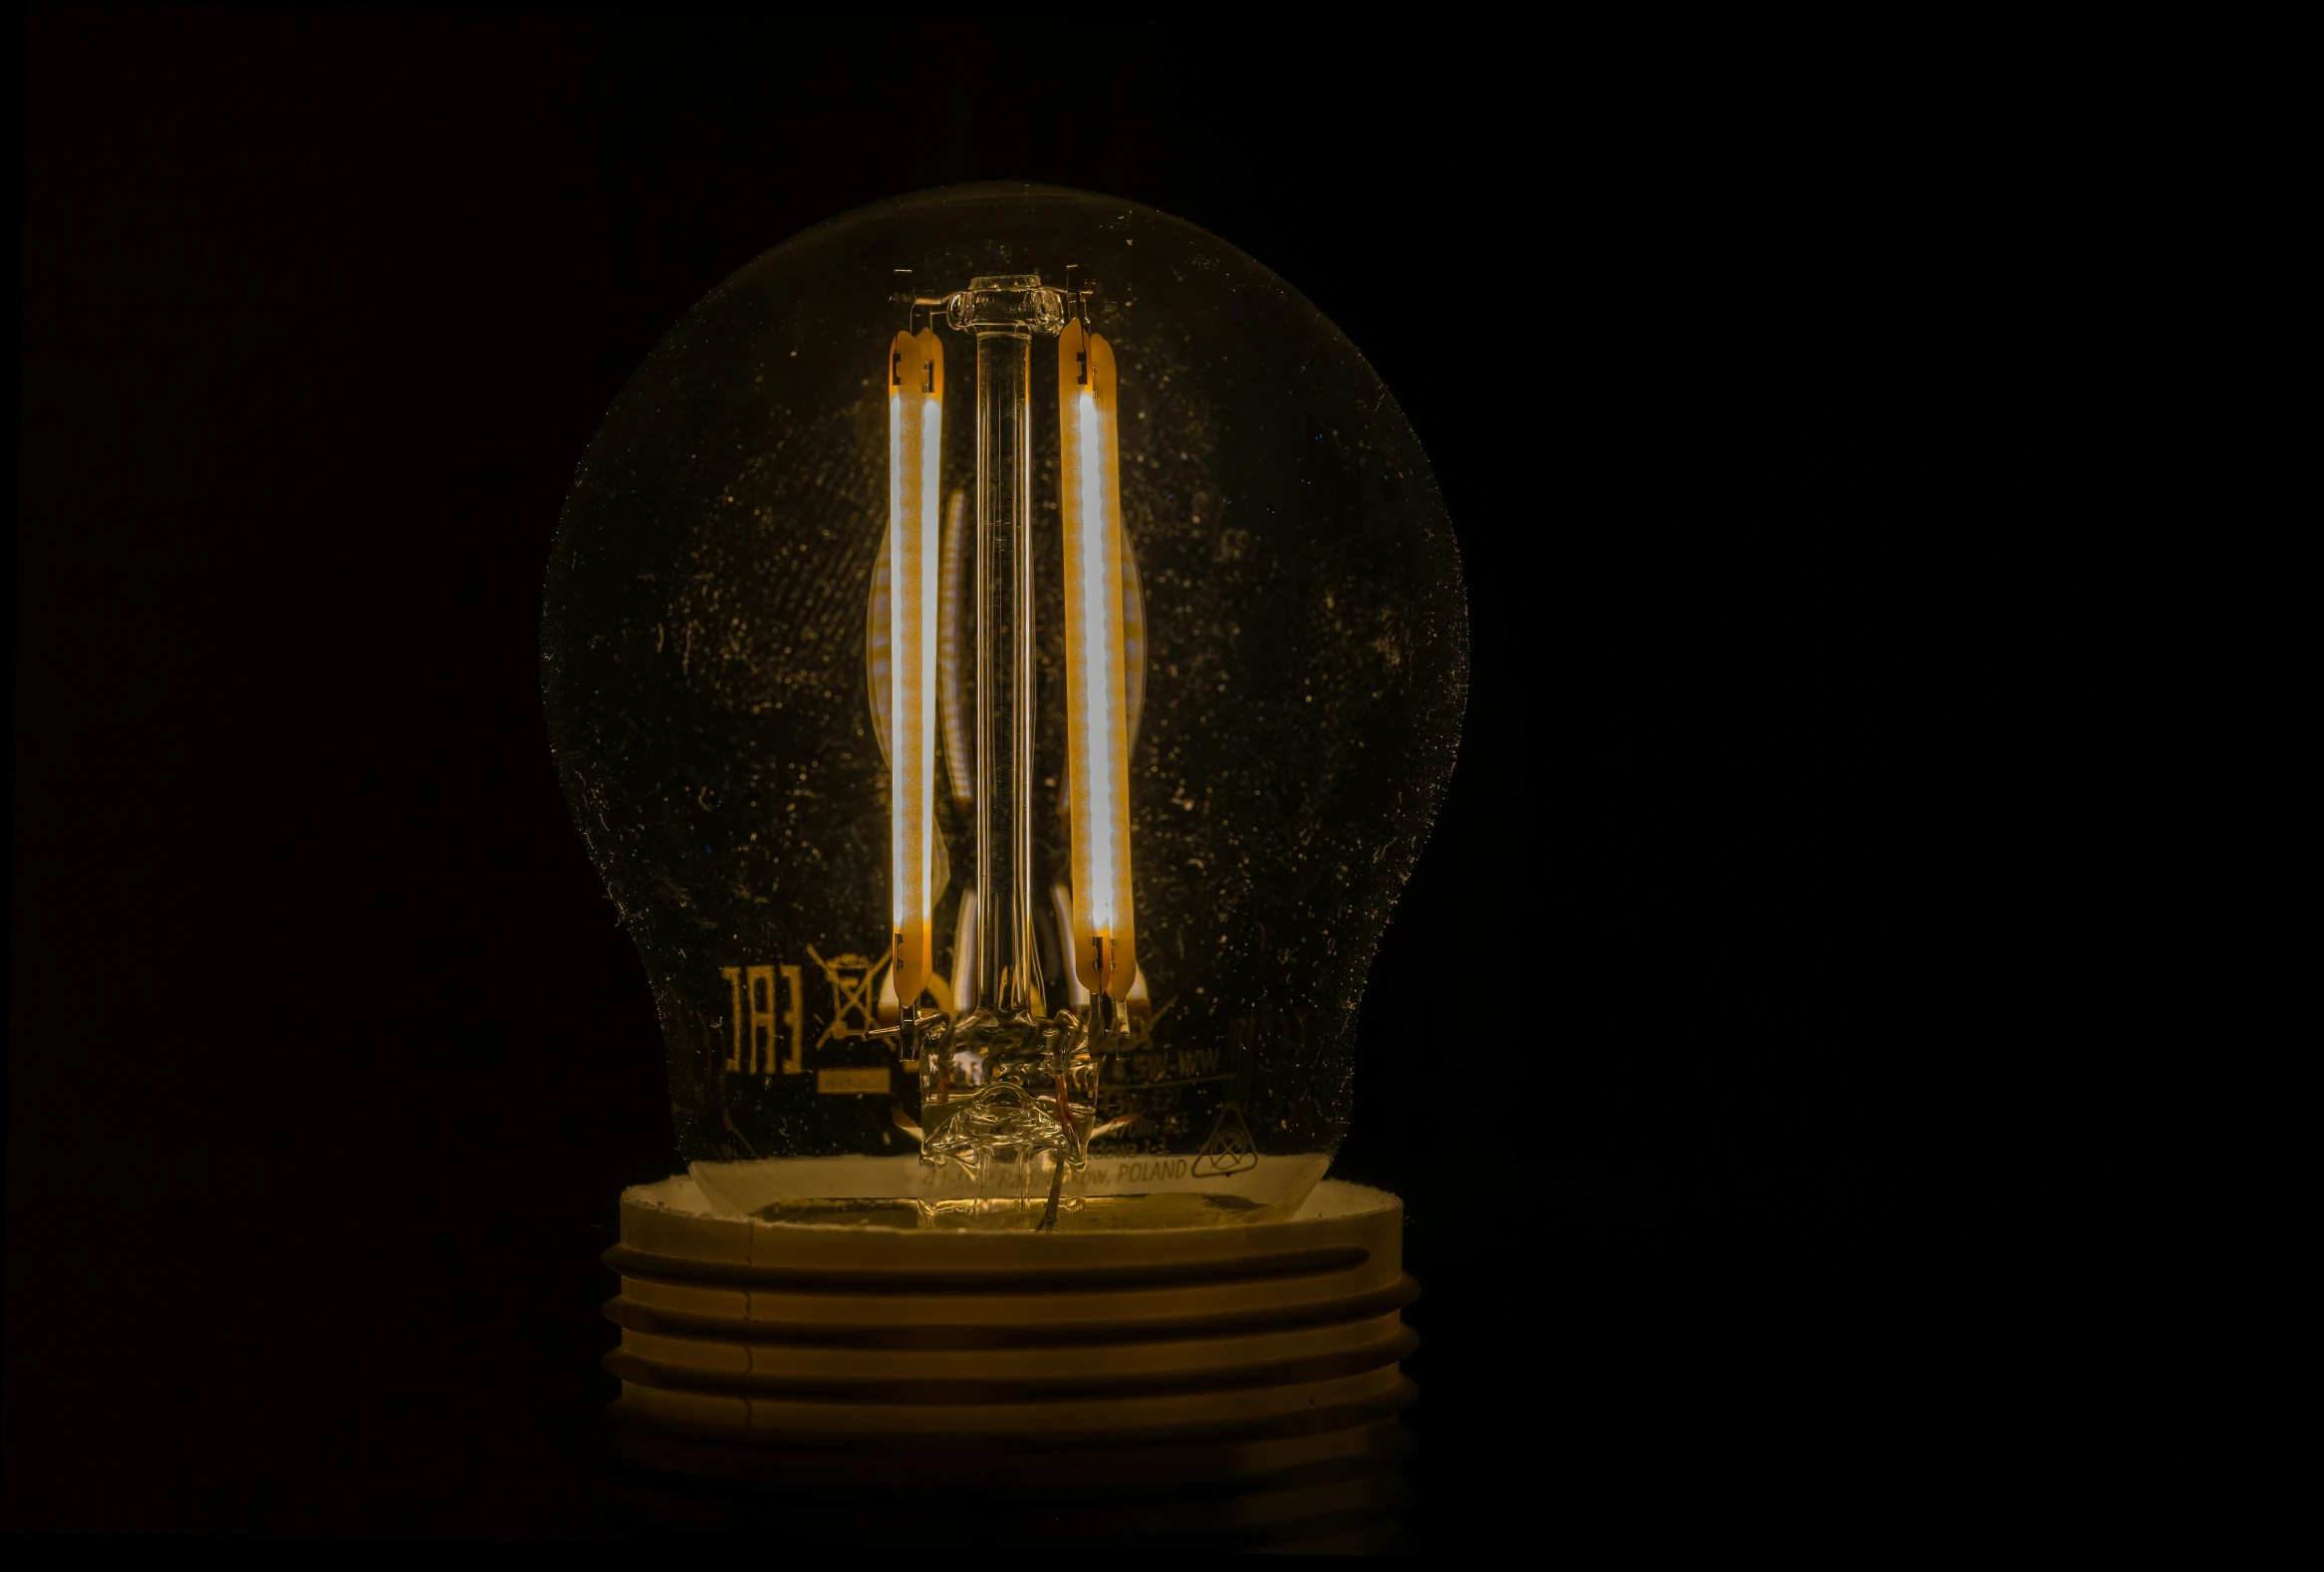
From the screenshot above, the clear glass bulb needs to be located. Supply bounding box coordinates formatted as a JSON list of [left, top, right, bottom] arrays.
[[542, 183, 1465, 1228]]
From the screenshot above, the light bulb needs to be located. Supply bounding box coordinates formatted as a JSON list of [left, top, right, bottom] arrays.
[[543, 183, 1465, 1229]]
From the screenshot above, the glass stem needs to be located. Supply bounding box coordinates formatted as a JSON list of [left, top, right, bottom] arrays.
[[974, 328, 1038, 1017]]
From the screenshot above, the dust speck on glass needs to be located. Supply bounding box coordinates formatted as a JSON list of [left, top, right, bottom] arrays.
[[542, 183, 1465, 1227]]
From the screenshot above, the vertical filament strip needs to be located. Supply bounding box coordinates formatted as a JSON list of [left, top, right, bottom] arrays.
[[1077, 390, 1116, 930], [1058, 323, 1137, 997], [888, 328, 943, 1005], [918, 335, 941, 945]]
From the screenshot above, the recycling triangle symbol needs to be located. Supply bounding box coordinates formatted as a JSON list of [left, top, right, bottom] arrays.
[[1190, 1103, 1260, 1177]]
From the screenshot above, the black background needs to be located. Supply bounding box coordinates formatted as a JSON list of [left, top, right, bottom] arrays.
[[8, 10, 2303, 1552]]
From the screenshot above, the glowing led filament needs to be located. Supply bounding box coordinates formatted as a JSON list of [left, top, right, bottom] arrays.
[[1058, 322, 1136, 997], [887, 327, 943, 1006]]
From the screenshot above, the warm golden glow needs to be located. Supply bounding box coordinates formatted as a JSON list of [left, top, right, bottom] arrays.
[[1058, 323, 1136, 998], [888, 328, 943, 1004]]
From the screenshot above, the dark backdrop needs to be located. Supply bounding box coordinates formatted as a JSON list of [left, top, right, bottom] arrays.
[[9, 10, 2301, 1551]]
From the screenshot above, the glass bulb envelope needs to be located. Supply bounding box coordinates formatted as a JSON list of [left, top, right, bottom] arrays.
[[543, 184, 1465, 1226]]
